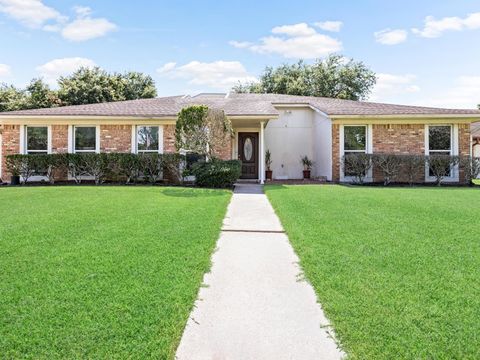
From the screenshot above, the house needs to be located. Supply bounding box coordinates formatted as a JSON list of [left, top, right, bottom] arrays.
[[1, 93, 480, 184], [472, 122, 480, 158]]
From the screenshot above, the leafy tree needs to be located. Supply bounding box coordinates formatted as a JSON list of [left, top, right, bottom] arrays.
[[0, 84, 27, 112], [233, 54, 377, 101], [121, 71, 157, 100], [175, 105, 233, 158], [58, 67, 157, 106], [26, 79, 61, 109]]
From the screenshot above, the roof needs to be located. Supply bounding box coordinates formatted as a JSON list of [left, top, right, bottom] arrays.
[[1, 93, 479, 118]]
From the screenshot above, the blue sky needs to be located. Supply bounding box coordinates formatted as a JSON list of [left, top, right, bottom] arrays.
[[0, 0, 479, 108]]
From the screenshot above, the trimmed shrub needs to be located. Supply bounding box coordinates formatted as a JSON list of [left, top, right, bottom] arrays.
[[427, 154, 459, 186], [342, 153, 372, 184], [67, 153, 90, 184], [6, 154, 43, 184], [138, 153, 163, 184], [81, 153, 113, 185], [191, 159, 241, 188], [459, 156, 480, 185], [36, 154, 68, 184], [163, 152, 185, 184], [372, 154, 402, 185], [114, 153, 141, 184], [399, 155, 426, 186]]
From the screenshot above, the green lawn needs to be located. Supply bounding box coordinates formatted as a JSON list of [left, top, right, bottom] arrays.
[[0, 187, 231, 359], [265, 185, 480, 359]]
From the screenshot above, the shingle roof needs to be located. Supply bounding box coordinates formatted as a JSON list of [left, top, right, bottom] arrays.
[[1, 93, 479, 117]]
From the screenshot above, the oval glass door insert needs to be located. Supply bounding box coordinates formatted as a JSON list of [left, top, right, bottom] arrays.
[[244, 138, 253, 161]]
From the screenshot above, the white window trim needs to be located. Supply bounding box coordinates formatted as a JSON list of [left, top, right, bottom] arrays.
[[340, 124, 373, 183], [132, 125, 164, 154], [71, 125, 100, 154], [424, 124, 459, 183], [21, 125, 52, 182]]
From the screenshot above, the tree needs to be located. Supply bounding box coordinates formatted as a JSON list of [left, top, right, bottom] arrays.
[[0, 84, 27, 112], [26, 79, 61, 109], [175, 105, 233, 158], [232, 54, 377, 101], [58, 67, 157, 106]]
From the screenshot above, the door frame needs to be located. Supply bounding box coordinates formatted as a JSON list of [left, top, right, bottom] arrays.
[[237, 131, 260, 180]]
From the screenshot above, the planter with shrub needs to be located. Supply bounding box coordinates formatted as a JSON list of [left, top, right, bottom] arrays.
[[301, 155, 314, 179], [265, 149, 273, 180]]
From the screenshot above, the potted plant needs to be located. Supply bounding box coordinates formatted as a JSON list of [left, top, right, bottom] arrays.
[[301, 155, 313, 179], [6, 155, 21, 185], [265, 149, 273, 180]]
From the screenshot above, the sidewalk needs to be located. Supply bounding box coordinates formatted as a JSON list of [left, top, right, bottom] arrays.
[[176, 184, 344, 360]]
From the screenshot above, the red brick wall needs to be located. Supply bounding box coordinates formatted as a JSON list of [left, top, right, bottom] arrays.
[[332, 123, 471, 183], [100, 125, 132, 153], [212, 134, 233, 160], [372, 124, 425, 182], [332, 124, 340, 182], [1, 125, 20, 179], [51, 125, 68, 153], [458, 123, 471, 183], [163, 125, 176, 153]]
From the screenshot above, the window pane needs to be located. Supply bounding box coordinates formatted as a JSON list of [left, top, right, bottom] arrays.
[[27, 127, 48, 152], [344, 126, 366, 151], [137, 126, 159, 151], [75, 127, 96, 151], [429, 126, 451, 151]]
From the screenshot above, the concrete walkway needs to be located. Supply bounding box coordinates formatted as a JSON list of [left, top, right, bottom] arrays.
[[176, 184, 344, 360]]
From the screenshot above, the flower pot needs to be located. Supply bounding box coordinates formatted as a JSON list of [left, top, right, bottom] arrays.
[[10, 175, 20, 185], [303, 170, 311, 179], [265, 170, 273, 180]]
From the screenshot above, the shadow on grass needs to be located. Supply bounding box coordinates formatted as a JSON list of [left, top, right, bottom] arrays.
[[161, 187, 229, 198]]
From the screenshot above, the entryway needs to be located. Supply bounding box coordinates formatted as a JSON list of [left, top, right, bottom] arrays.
[[238, 132, 259, 179]]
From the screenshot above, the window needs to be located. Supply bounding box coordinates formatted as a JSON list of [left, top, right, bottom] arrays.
[[427, 125, 453, 177], [343, 126, 367, 177], [26, 126, 48, 154], [136, 126, 159, 152], [74, 126, 97, 153]]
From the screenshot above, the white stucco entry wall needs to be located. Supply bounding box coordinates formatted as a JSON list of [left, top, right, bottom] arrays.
[[264, 107, 332, 180]]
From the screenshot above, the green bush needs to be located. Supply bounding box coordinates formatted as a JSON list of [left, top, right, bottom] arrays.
[[191, 159, 241, 188]]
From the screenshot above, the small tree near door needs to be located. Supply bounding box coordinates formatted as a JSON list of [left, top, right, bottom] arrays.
[[175, 105, 233, 158]]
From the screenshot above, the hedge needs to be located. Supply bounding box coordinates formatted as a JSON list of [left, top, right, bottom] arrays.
[[5, 153, 185, 185], [191, 159, 241, 188], [5, 153, 242, 188], [342, 153, 480, 186]]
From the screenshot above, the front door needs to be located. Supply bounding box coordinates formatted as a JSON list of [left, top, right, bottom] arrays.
[[238, 132, 258, 179]]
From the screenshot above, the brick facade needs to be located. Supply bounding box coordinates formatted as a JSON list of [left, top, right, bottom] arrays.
[[332, 123, 472, 184], [163, 125, 176, 153], [51, 125, 69, 153], [212, 134, 233, 160], [100, 125, 132, 153], [1, 125, 20, 179], [332, 124, 340, 182]]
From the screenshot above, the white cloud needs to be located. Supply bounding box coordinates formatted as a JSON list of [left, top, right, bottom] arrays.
[[370, 73, 420, 102], [0, 0, 65, 28], [36, 57, 96, 86], [60, 6, 116, 41], [412, 12, 480, 38], [0, 63, 11, 78], [61, 17, 116, 41], [374, 28, 407, 45], [419, 76, 480, 109], [271, 23, 316, 37], [314, 21, 343, 32], [157, 60, 256, 90], [231, 22, 342, 59], [0, 1, 116, 41], [229, 40, 253, 49]]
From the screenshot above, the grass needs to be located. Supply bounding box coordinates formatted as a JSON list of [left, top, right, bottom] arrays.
[[265, 185, 480, 359], [0, 186, 231, 359]]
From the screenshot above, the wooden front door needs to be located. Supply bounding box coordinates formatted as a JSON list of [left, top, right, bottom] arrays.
[[238, 132, 259, 179]]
